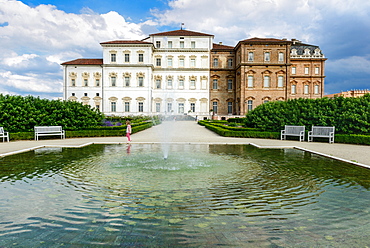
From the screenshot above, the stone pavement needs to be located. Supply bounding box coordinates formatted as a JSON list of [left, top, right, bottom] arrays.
[[0, 121, 369, 169]]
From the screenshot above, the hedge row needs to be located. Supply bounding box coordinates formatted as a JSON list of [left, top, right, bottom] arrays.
[[0, 94, 104, 132], [199, 120, 370, 145], [244, 95, 370, 134], [199, 120, 279, 139], [5, 121, 154, 141]]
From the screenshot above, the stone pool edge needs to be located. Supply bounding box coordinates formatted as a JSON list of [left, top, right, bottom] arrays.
[[1, 141, 369, 170]]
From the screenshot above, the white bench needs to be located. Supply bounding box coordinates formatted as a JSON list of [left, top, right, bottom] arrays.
[[34, 126, 65, 141], [0, 127, 9, 142], [281, 125, 305, 142], [308, 126, 335, 143]]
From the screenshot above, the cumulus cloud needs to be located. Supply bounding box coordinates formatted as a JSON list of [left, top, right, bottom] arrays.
[[153, 0, 370, 93], [0, 0, 153, 98]]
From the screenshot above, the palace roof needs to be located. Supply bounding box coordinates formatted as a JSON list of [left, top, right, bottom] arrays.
[[240, 37, 290, 43], [61, 59, 103, 65], [100, 40, 152, 45], [212, 43, 234, 50], [150, 29, 214, 37]]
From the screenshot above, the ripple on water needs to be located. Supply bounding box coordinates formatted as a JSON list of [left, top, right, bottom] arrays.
[[0, 144, 370, 247]]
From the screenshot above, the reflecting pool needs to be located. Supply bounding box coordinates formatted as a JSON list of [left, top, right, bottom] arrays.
[[0, 144, 370, 247]]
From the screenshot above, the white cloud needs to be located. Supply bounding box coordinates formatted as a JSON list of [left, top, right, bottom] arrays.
[[3, 54, 39, 66], [0, 0, 156, 98], [0, 71, 62, 93], [327, 56, 370, 75]]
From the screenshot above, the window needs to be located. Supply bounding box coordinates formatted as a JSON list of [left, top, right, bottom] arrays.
[[84, 93, 88, 97], [213, 79, 218, 89], [178, 103, 184, 113], [228, 102, 233, 114], [213, 58, 219, 67], [138, 77, 144, 87], [292, 67, 296, 74], [305, 67, 309, 74], [264, 52, 270, 61], [156, 103, 161, 112], [180, 41, 184, 48], [96, 93, 99, 96], [191, 41, 195, 48], [156, 79, 161, 89], [248, 52, 254, 61], [71, 93, 75, 96], [179, 79, 184, 87], [247, 100, 253, 111], [190, 58, 195, 67], [138, 102, 144, 112], [190, 103, 195, 112], [278, 52, 284, 62], [124, 102, 130, 112], [125, 54, 130, 63], [138, 54, 144, 63], [168, 58, 173, 67], [167, 79, 173, 87], [315, 67, 320, 74], [125, 77, 130, 87], [228, 59, 233, 67], [111, 53, 116, 62], [278, 76, 284, 87], [71, 79, 75, 86], [264, 75, 270, 88], [111, 102, 116, 112], [111, 77, 116, 87], [84, 79, 88, 87], [95, 79, 100, 87], [190, 80, 195, 88], [179, 58, 184, 67], [291, 84, 296, 94], [247, 75, 253, 88], [167, 103, 172, 113], [168, 41, 172, 48], [314, 85, 319, 94], [212, 102, 218, 113], [156, 41, 161, 48], [228, 79, 233, 90], [156, 58, 161, 67], [304, 85, 309, 94]]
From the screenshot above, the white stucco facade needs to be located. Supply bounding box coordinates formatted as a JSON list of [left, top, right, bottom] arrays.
[[62, 30, 214, 118]]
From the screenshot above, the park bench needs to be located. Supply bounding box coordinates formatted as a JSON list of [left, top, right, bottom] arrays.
[[308, 126, 335, 143], [34, 126, 65, 141], [281, 125, 305, 142], [0, 127, 9, 142]]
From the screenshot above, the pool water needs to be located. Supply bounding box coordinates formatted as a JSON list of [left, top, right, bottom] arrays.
[[0, 144, 369, 247]]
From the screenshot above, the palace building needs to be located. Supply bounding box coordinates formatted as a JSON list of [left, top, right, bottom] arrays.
[[62, 29, 326, 119]]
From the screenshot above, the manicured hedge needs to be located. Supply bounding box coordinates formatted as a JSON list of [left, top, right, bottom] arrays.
[[244, 95, 370, 134], [6, 121, 154, 141], [0, 94, 104, 132], [199, 120, 370, 145]]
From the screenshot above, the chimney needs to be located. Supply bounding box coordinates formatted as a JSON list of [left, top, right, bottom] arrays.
[[219, 42, 223, 45]]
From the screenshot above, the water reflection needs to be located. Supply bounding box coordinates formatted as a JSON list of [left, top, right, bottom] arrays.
[[0, 144, 370, 247]]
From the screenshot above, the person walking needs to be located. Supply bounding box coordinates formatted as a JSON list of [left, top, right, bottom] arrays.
[[126, 120, 132, 142]]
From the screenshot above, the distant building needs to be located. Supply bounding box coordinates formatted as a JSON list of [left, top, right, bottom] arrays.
[[61, 29, 326, 119], [325, 90, 370, 98]]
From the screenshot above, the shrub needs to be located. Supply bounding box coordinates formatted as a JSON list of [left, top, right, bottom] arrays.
[[0, 94, 104, 132], [244, 95, 370, 134]]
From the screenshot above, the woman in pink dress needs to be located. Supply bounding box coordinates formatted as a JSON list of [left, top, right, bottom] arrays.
[[126, 120, 132, 142]]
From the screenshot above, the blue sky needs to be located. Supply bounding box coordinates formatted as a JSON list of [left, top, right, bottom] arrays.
[[1, 0, 370, 99]]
